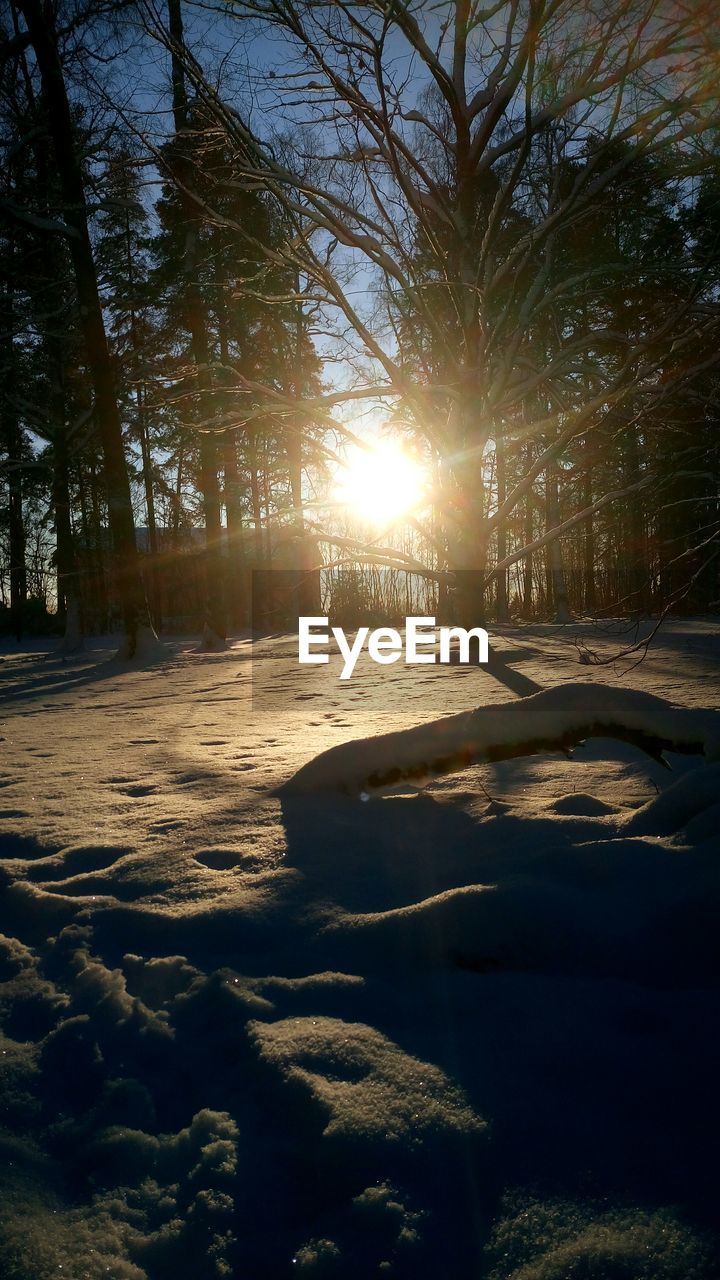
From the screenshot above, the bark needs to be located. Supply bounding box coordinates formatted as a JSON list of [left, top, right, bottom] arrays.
[[447, 392, 488, 625], [18, 0, 149, 655]]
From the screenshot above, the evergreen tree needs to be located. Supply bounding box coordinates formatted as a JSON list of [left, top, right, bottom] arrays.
[[16, 0, 153, 657]]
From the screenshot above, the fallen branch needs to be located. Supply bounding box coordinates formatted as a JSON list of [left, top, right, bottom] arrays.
[[282, 683, 720, 797]]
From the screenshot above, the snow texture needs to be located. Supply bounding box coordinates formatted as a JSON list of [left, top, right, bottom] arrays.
[[0, 621, 719, 1279]]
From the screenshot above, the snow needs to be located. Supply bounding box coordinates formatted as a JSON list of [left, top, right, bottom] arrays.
[[284, 681, 720, 795], [0, 621, 719, 1278]]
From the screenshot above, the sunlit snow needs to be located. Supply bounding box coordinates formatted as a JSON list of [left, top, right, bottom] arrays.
[[0, 622, 718, 1278]]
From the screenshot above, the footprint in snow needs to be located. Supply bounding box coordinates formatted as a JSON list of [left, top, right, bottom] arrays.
[[26, 844, 131, 882], [194, 849, 243, 870], [0, 832, 54, 860]]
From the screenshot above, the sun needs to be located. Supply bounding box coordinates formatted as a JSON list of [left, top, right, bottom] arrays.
[[334, 440, 427, 525]]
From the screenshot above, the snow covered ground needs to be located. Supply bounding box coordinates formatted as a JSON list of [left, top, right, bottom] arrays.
[[0, 621, 719, 1279]]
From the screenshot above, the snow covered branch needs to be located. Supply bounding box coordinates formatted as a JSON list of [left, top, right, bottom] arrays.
[[283, 684, 720, 797]]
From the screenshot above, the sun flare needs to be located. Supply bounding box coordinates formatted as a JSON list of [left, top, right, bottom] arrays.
[[334, 441, 427, 525]]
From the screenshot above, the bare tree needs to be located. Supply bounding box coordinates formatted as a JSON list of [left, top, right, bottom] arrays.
[[140, 0, 720, 619]]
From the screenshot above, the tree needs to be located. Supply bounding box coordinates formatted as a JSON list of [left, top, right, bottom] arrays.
[[95, 142, 164, 631], [142, 0, 720, 621], [152, 2, 324, 631], [0, 222, 27, 640], [16, 0, 152, 656]]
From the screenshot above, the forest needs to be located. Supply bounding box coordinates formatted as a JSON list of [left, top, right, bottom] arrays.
[[3, 8, 720, 1279], [2, 0, 720, 654]]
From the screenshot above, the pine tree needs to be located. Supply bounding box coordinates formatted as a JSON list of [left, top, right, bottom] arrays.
[[16, 0, 153, 657]]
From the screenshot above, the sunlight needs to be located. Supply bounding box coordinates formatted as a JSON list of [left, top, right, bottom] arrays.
[[334, 440, 427, 525]]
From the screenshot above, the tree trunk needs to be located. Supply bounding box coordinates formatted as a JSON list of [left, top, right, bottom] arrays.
[[223, 434, 247, 628], [167, 0, 225, 647], [545, 461, 572, 623], [287, 266, 305, 531], [28, 103, 83, 653], [0, 213, 27, 640], [447, 390, 488, 626], [18, 0, 150, 656], [621, 423, 648, 614], [135, 382, 163, 631], [45, 309, 82, 652], [0, 299, 26, 642], [6, 424, 26, 642], [172, 447, 184, 548], [88, 461, 109, 632], [122, 204, 162, 632], [522, 443, 534, 617], [447, 484, 488, 627], [248, 427, 266, 628], [214, 260, 247, 628], [582, 436, 596, 615], [494, 421, 508, 622], [53, 419, 82, 653]]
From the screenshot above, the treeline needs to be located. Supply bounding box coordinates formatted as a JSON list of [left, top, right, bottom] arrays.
[[1, 0, 323, 650], [1, 0, 720, 650], [479, 154, 720, 622]]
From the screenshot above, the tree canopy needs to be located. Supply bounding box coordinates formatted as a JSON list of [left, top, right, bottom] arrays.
[[2, 0, 720, 641]]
